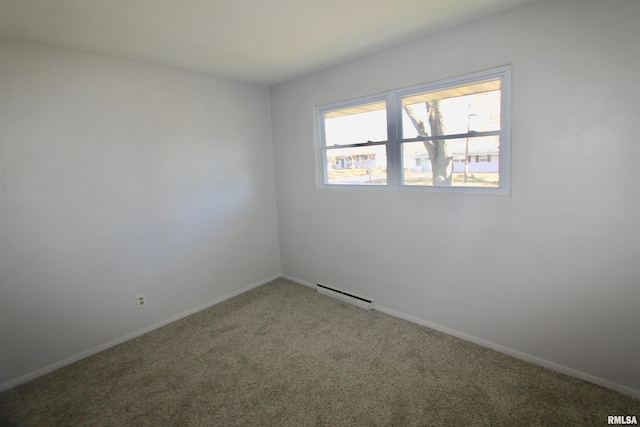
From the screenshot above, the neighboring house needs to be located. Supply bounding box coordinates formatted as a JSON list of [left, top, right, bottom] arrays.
[[328, 139, 499, 173], [411, 139, 499, 173], [327, 146, 387, 171]]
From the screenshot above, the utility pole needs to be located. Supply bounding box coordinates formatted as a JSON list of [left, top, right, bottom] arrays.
[[464, 104, 476, 184]]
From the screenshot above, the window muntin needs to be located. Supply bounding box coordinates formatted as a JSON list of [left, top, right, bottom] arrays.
[[317, 67, 510, 194]]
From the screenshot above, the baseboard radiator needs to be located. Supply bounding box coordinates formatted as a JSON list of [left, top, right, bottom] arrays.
[[316, 283, 374, 310]]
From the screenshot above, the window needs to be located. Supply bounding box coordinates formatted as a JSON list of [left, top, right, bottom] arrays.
[[317, 67, 510, 194], [320, 98, 388, 185]]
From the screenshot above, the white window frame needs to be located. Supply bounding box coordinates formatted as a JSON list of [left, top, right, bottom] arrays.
[[316, 66, 511, 195]]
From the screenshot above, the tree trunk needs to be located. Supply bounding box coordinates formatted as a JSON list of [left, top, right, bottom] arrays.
[[404, 100, 452, 186], [427, 101, 452, 185]]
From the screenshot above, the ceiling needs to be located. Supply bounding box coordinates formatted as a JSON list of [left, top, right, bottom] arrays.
[[0, 0, 533, 86]]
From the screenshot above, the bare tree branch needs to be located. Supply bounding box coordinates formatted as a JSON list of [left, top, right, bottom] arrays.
[[403, 105, 436, 160]]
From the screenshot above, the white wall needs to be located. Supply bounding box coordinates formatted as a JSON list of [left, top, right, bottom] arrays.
[[271, 0, 640, 396], [0, 38, 280, 387]]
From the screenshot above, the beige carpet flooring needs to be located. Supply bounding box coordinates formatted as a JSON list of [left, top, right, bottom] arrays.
[[1, 278, 638, 426]]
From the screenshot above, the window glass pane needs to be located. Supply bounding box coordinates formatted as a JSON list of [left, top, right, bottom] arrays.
[[324, 100, 387, 147], [402, 79, 501, 139], [326, 145, 387, 185], [402, 136, 500, 187]]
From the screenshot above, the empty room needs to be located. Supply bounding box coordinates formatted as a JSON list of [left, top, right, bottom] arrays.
[[1, 0, 638, 425]]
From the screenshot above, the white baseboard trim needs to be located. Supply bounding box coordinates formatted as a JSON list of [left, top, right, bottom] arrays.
[[282, 274, 640, 400], [281, 274, 315, 288], [0, 274, 281, 393], [374, 305, 640, 400]]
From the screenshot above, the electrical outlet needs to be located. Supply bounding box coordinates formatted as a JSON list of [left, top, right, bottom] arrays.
[[136, 294, 146, 308]]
